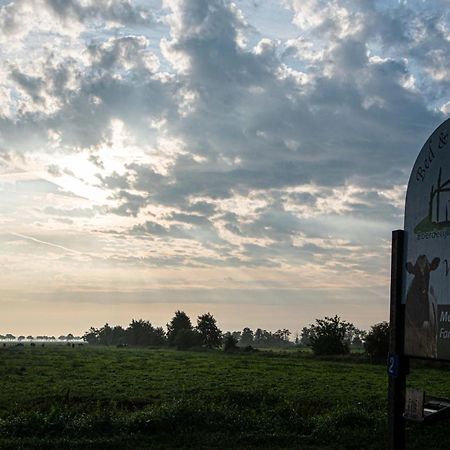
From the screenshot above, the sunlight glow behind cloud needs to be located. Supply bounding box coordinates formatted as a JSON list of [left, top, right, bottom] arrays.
[[0, 0, 449, 334]]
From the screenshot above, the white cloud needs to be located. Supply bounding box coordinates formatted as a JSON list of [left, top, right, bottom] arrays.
[[1, 0, 449, 332]]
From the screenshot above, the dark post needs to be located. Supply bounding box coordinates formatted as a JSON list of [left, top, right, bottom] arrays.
[[388, 229, 407, 450]]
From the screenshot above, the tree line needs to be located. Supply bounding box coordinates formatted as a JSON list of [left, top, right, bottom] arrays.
[[80, 311, 389, 360], [83, 311, 223, 350], [0, 334, 82, 341]]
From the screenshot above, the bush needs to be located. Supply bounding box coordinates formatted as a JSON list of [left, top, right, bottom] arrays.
[[364, 322, 389, 361]]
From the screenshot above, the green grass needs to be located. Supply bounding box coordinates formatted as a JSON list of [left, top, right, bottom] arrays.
[[1, 346, 450, 449]]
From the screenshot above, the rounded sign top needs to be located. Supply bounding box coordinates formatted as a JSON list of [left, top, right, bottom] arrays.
[[405, 118, 450, 233], [403, 118, 450, 359]]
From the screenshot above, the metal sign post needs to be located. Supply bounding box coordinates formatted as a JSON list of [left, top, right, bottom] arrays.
[[388, 229, 407, 450]]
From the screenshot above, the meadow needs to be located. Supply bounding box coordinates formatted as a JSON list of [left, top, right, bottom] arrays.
[[1, 346, 450, 449]]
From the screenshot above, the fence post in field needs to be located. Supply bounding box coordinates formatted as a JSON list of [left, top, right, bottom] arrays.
[[388, 229, 407, 450]]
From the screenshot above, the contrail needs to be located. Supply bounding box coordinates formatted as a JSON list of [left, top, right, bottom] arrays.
[[9, 232, 83, 254]]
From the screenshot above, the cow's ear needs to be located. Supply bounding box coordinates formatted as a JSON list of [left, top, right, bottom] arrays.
[[406, 262, 415, 274], [430, 257, 440, 271]]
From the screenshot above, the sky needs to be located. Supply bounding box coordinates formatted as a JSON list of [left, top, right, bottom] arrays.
[[0, 0, 449, 336]]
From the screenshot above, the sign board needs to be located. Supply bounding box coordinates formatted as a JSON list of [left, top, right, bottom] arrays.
[[403, 119, 450, 359]]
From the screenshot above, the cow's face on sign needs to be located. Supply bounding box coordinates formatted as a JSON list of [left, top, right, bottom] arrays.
[[406, 255, 440, 294]]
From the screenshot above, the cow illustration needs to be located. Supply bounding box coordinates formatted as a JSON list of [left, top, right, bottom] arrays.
[[405, 255, 440, 358]]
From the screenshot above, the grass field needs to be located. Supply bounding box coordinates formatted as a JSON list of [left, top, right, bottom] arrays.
[[2, 346, 450, 449]]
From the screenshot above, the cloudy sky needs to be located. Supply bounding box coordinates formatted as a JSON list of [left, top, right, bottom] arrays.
[[0, 0, 449, 336]]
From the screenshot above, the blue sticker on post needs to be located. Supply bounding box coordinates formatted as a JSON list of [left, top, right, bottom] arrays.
[[388, 353, 399, 377]]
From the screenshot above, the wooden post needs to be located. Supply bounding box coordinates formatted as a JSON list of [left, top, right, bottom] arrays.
[[388, 229, 407, 450]]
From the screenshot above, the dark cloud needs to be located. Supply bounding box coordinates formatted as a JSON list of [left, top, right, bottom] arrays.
[[10, 70, 45, 104], [186, 201, 217, 216], [110, 190, 147, 217], [87, 36, 157, 73], [129, 221, 191, 241], [130, 220, 169, 236], [168, 212, 210, 225]]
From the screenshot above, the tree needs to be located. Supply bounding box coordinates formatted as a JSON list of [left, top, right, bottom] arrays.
[[111, 325, 127, 345], [167, 310, 193, 346], [83, 324, 117, 345], [253, 328, 273, 347], [282, 329, 291, 342], [196, 313, 222, 348], [223, 334, 238, 352], [273, 330, 284, 344], [300, 326, 313, 346], [364, 322, 389, 361], [231, 331, 241, 342], [153, 327, 166, 345], [174, 328, 202, 350], [83, 327, 100, 345], [351, 328, 367, 348], [97, 324, 114, 346], [272, 329, 291, 346], [127, 319, 166, 346], [127, 319, 150, 346], [308, 316, 355, 355], [251, 328, 293, 348], [254, 328, 265, 345], [240, 327, 254, 346]]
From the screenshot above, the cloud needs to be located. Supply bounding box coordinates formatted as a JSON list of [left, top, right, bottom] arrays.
[[168, 212, 210, 225], [0, 0, 154, 42], [87, 35, 160, 73], [0, 0, 449, 277], [45, 0, 154, 26], [43, 206, 97, 218]]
